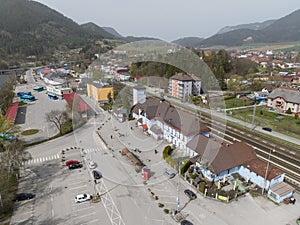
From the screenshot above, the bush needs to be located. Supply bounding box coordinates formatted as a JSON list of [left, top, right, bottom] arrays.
[[199, 182, 206, 193], [163, 145, 173, 159], [286, 108, 292, 114], [180, 160, 192, 175], [295, 114, 299, 120], [158, 203, 164, 208], [163, 209, 169, 214], [190, 173, 198, 179]]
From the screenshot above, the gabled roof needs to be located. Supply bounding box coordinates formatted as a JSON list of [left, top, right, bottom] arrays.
[[210, 142, 257, 174], [164, 107, 210, 136], [170, 73, 195, 81], [189, 139, 258, 175], [63, 92, 90, 113], [155, 101, 171, 122], [243, 158, 283, 181], [268, 87, 300, 104], [140, 97, 161, 120]]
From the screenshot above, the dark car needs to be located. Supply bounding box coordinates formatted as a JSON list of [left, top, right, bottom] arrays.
[[262, 127, 272, 132], [69, 163, 83, 170], [184, 189, 197, 200], [181, 220, 193, 225], [13, 193, 35, 202], [92, 170, 102, 180]]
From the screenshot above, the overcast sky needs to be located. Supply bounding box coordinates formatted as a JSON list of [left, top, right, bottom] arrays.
[[35, 0, 300, 41]]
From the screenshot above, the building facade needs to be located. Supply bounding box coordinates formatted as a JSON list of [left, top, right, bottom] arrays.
[[267, 87, 300, 114], [87, 82, 114, 104], [168, 73, 201, 100]]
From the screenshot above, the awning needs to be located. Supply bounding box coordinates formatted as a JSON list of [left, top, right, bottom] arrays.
[[270, 182, 295, 197], [141, 124, 148, 130]]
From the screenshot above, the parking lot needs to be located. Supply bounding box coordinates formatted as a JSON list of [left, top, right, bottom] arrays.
[[11, 147, 110, 225], [15, 70, 67, 143]]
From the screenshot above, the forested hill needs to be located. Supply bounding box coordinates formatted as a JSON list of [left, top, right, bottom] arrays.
[[0, 0, 114, 60]]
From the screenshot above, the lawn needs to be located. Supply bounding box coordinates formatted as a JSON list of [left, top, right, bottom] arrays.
[[229, 107, 300, 138], [21, 129, 39, 135], [224, 97, 254, 109]]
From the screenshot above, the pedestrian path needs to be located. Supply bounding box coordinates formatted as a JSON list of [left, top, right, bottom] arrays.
[[24, 153, 60, 165]]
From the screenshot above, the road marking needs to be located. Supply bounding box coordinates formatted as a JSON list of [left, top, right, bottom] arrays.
[[69, 185, 87, 190], [75, 206, 93, 212], [24, 154, 60, 165], [85, 219, 99, 224], [72, 212, 96, 220]]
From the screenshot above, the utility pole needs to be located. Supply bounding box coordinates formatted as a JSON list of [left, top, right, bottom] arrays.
[[262, 149, 275, 195], [251, 96, 257, 129], [176, 162, 180, 212]]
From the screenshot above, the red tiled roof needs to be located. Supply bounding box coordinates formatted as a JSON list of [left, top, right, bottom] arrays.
[[63, 93, 89, 113], [5, 102, 19, 122], [243, 158, 283, 181]]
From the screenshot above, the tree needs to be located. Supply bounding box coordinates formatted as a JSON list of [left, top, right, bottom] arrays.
[[45, 110, 68, 135], [0, 140, 27, 174], [0, 116, 19, 139]]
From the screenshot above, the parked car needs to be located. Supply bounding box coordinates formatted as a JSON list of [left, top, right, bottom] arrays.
[[13, 193, 35, 202], [65, 160, 79, 167], [262, 127, 272, 132], [92, 170, 102, 179], [184, 189, 197, 200], [74, 193, 92, 203], [88, 161, 97, 169], [69, 163, 83, 170], [164, 169, 176, 179], [181, 220, 193, 225]]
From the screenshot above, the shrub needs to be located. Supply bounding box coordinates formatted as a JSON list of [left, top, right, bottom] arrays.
[[199, 182, 206, 193], [286, 108, 292, 114], [163, 209, 169, 214], [163, 145, 173, 159], [190, 173, 198, 179], [295, 114, 299, 120], [158, 203, 164, 208], [180, 160, 192, 175]]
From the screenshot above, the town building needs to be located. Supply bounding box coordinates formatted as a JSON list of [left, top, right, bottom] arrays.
[[46, 86, 72, 99], [187, 134, 295, 203], [267, 87, 300, 114], [86, 82, 114, 104], [168, 73, 201, 100], [133, 85, 146, 105]]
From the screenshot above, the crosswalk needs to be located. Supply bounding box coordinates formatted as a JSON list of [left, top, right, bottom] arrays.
[[82, 147, 104, 154], [24, 153, 60, 166]]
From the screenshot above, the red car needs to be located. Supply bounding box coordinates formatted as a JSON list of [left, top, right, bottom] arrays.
[[65, 160, 79, 167]]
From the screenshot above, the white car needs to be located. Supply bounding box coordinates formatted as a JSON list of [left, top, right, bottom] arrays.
[[88, 161, 97, 169], [74, 193, 92, 203]]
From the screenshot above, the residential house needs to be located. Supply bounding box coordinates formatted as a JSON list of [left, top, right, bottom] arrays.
[[168, 73, 201, 100], [187, 135, 294, 203], [267, 87, 300, 114]]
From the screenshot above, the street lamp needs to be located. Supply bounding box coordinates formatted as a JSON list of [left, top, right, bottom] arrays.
[[262, 149, 275, 195]]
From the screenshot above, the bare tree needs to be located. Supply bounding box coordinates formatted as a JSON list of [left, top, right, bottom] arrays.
[[0, 140, 27, 173], [45, 110, 68, 135]]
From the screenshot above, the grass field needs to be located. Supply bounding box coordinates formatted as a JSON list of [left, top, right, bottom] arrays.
[[229, 107, 300, 139]]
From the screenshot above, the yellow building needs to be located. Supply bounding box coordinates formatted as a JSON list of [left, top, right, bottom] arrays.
[[87, 83, 114, 103]]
